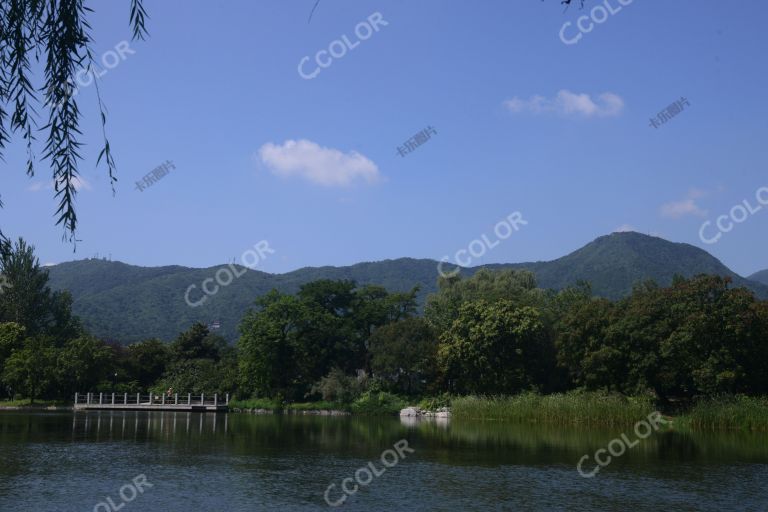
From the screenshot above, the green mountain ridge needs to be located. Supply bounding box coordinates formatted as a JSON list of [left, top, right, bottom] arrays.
[[492, 232, 766, 298], [46, 232, 768, 344]]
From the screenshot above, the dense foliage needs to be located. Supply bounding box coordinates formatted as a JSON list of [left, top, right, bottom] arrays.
[[2, 238, 768, 412], [236, 281, 418, 401], [0, 238, 236, 401], [557, 276, 768, 399], [45, 233, 768, 343], [233, 267, 768, 406]]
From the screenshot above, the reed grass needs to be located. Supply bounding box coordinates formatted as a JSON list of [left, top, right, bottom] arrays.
[[677, 395, 768, 431], [451, 391, 657, 428]]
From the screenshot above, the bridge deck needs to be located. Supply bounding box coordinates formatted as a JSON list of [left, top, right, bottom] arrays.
[[74, 393, 229, 412]]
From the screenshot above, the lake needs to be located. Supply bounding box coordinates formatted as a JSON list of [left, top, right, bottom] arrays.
[[0, 411, 766, 511]]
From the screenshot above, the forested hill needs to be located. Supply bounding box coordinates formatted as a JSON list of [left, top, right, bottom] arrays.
[[750, 269, 768, 286], [47, 232, 768, 344], [493, 232, 768, 299]]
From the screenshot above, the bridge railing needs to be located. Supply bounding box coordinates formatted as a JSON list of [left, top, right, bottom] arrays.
[[74, 392, 229, 406]]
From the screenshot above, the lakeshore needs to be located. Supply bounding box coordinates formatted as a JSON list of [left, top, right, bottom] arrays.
[[7, 392, 768, 432]]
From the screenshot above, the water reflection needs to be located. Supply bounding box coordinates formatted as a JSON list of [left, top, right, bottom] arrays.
[[72, 410, 228, 441], [1, 410, 767, 467], [64, 411, 768, 466], [399, 415, 449, 428], [1, 411, 767, 511]]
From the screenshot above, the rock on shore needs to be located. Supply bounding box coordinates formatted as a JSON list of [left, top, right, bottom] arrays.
[[399, 406, 451, 418]]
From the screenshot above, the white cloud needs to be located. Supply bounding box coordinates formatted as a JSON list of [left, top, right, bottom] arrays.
[[614, 224, 636, 233], [26, 181, 47, 192], [660, 198, 707, 219], [660, 188, 712, 219], [503, 90, 624, 118], [27, 176, 92, 192], [72, 176, 92, 191], [687, 187, 708, 199], [258, 139, 380, 187]]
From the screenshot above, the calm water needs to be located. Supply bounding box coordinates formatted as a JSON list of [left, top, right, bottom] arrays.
[[0, 411, 766, 511]]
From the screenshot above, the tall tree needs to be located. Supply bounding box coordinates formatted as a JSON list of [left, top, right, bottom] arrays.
[[0, 238, 51, 332], [126, 338, 170, 390], [0, 238, 80, 339], [2, 336, 57, 402], [238, 281, 421, 401], [425, 269, 546, 334], [169, 323, 226, 362], [556, 297, 623, 391], [557, 275, 768, 399], [438, 300, 550, 395], [237, 290, 303, 400], [56, 335, 113, 397], [0, 322, 25, 397], [369, 317, 437, 395]]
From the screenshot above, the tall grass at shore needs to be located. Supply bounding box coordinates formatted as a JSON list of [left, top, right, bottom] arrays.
[[227, 398, 282, 411], [451, 392, 658, 428], [0, 399, 66, 407], [678, 395, 768, 431]]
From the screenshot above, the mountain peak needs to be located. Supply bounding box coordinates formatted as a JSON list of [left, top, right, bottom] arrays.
[[526, 232, 765, 300], [46, 232, 768, 343]]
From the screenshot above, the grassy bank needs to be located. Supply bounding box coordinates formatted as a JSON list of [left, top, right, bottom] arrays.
[[229, 391, 406, 416], [0, 399, 69, 409], [451, 392, 768, 431], [675, 396, 768, 431], [228, 398, 348, 413], [451, 392, 658, 428]]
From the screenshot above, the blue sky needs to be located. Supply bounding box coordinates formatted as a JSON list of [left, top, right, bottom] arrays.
[[2, 0, 767, 276]]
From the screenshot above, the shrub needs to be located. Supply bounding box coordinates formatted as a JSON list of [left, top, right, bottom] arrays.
[[417, 393, 452, 411], [286, 401, 346, 411], [350, 391, 406, 415], [311, 368, 367, 404], [228, 397, 282, 411]]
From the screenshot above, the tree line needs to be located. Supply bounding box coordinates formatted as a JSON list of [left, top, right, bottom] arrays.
[[1, 238, 767, 404]]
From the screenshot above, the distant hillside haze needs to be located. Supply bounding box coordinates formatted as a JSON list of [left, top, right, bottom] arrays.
[[46, 232, 768, 344], [750, 269, 768, 285]]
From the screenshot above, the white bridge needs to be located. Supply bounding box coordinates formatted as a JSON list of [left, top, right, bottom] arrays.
[[74, 392, 229, 412]]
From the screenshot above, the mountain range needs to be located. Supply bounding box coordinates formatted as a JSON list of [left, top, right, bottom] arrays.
[[46, 232, 768, 344]]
